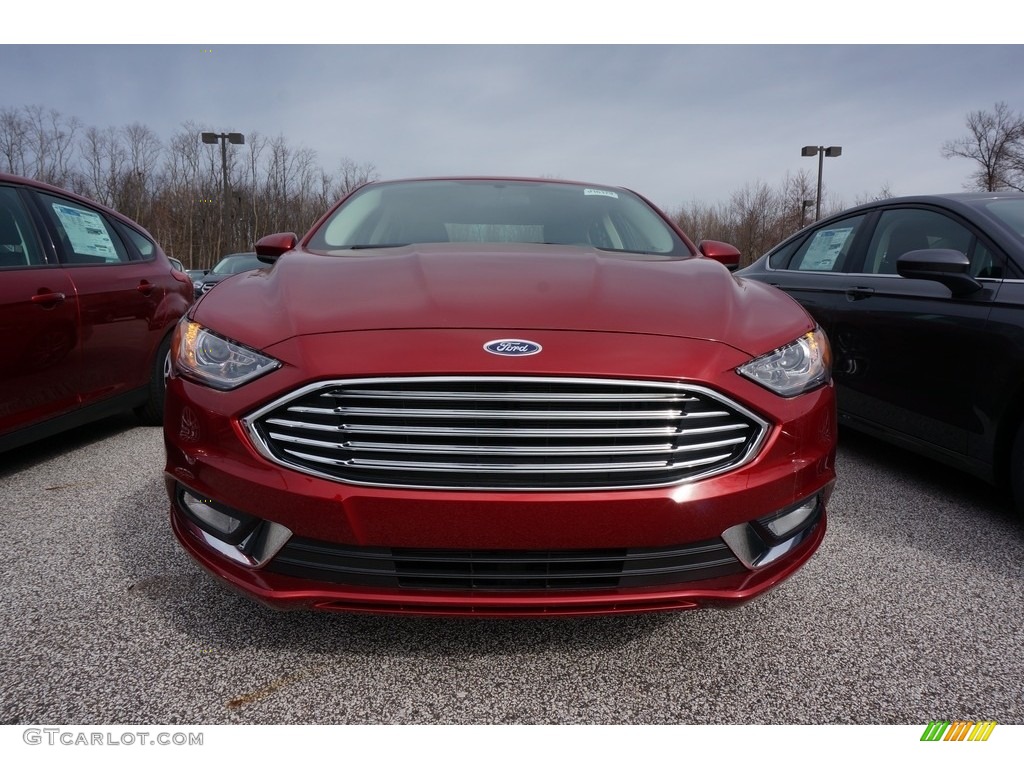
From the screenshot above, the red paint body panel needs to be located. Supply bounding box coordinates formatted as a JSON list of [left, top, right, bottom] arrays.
[[196, 245, 811, 358], [68, 259, 189, 401], [0, 268, 81, 432], [170, 506, 827, 617]]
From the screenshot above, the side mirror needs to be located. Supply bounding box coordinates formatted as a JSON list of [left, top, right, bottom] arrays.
[[255, 232, 299, 263], [698, 240, 741, 271], [896, 249, 982, 297]]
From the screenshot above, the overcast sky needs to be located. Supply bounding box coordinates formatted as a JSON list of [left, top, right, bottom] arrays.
[[2, 38, 1022, 213]]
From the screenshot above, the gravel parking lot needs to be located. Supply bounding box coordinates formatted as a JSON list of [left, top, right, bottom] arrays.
[[0, 416, 1022, 726]]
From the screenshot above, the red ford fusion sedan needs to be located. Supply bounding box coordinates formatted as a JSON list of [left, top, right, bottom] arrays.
[[164, 178, 836, 617]]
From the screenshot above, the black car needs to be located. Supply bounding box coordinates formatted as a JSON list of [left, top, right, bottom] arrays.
[[194, 252, 262, 297], [739, 192, 1024, 514]]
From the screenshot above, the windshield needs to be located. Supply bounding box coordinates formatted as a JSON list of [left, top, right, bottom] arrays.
[[980, 198, 1024, 241], [212, 254, 261, 275], [306, 179, 690, 257]]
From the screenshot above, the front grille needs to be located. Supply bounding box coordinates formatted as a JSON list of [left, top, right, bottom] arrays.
[[244, 377, 768, 490], [264, 537, 747, 591]]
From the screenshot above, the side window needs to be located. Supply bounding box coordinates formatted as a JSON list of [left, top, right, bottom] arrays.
[[115, 222, 157, 262], [768, 238, 802, 270], [0, 187, 45, 268], [37, 193, 130, 265], [970, 241, 1005, 280], [786, 214, 867, 272], [864, 209, 982, 276]]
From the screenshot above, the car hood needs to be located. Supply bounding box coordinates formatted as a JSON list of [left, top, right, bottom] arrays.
[[192, 243, 812, 357]]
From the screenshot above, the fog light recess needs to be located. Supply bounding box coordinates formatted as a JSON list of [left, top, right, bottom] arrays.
[[175, 484, 292, 568], [721, 494, 822, 569]]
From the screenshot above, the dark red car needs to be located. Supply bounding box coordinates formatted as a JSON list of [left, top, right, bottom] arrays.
[[164, 178, 836, 616], [0, 173, 192, 452]]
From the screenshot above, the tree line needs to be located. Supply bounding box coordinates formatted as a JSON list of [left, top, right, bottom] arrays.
[[1, 102, 1016, 270], [0, 106, 378, 271], [674, 101, 1023, 267], [670, 171, 894, 269]]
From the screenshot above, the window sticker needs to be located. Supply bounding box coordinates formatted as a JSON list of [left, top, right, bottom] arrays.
[[801, 227, 853, 270], [584, 188, 619, 199], [51, 203, 118, 259]]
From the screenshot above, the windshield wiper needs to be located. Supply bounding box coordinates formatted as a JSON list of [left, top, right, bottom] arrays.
[[347, 243, 410, 250]]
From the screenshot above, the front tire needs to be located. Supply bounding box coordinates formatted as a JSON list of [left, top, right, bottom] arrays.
[[1008, 422, 1024, 519], [136, 333, 172, 426]]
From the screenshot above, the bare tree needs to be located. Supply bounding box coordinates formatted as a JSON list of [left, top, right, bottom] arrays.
[[778, 170, 818, 232], [674, 198, 732, 245], [156, 122, 208, 267], [851, 183, 897, 207], [728, 181, 784, 265], [23, 105, 80, 187], [79, 125, 127, 206], [333, 157, 379, 199], [239, 131, 268, 249], [119, 122, 162, 221], [0, 107, 28, 175], [942, 102, 1024, 192]]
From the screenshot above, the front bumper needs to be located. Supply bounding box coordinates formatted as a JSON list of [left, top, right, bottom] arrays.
[[170, 496, 826, 616], [164, 329, 836, 616]]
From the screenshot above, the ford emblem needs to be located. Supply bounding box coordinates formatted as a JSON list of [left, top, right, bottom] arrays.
[[484, 339, 543, 357]]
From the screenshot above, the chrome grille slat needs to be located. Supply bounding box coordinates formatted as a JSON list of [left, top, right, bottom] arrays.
[[245, 376, 769, 490], [288, 405, 693, 420], [329, 389, 702, 403], [280, 447, 736, 473], [266, 431, 748, 456], [265, 418, 687, 438]]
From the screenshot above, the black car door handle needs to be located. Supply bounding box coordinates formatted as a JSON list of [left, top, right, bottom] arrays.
[[846, 287, 874, 301]]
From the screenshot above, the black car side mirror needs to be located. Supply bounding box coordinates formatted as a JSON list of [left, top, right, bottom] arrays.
[[896, 249, 982, 297]]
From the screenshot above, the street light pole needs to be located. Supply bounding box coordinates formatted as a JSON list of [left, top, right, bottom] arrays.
[[201, 131, 245, 253], [800, 145, 842, 222]]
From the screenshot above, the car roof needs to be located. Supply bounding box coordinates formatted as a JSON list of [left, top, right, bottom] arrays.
[[835, 191, 1024, 215], [353, 176, 637, 197], [753, 191, 1024, 264], [785, 191, 1024, 237], [362, 176, 621, 187]]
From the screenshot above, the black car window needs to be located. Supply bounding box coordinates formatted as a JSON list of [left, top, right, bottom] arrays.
[[970, 241, 1003, 279], [767, 238, 803, 270], [864, 209, 976, 276], [0, 187, 45, 268], [785, 214, 867, 272], [37, 193, 130, 265]]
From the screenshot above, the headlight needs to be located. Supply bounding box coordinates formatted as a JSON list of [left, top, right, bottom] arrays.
[[173, 318, 280, 390], [737, 328, 831, 397]]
